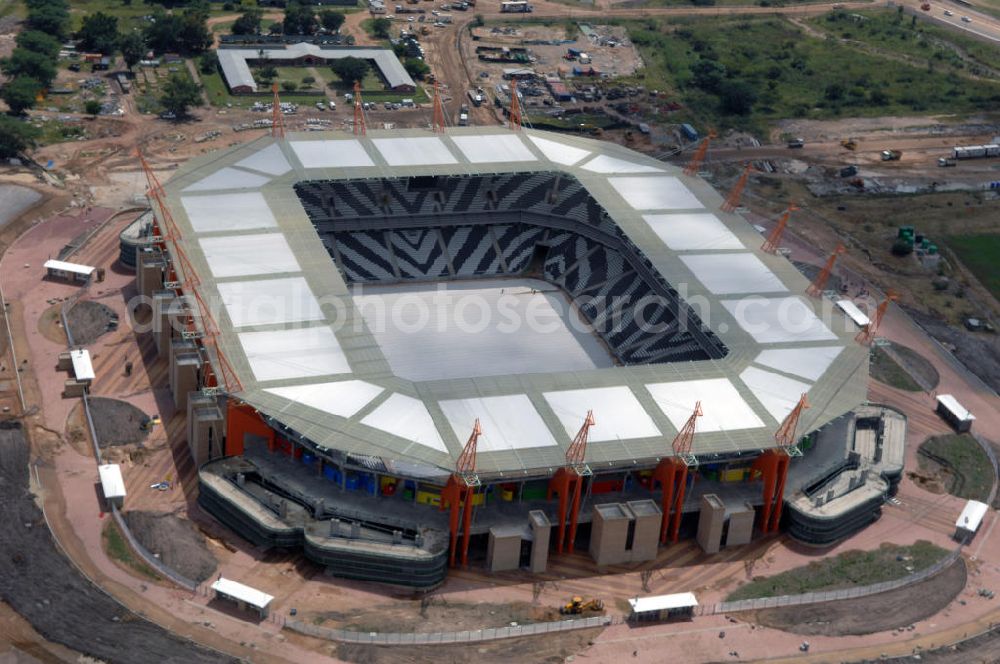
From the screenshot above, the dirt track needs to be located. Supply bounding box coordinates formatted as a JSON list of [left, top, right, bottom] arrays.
[[0, 422, 236, 664]]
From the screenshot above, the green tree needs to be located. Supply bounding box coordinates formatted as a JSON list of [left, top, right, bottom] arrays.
[[159, 74, 201, 117], [78, 12, 120, 55], [144, 8, 211, 55], [281, 80, 298, 91], [0, 77, 43, 116], [198, 51, 217, 75], [0, 115, 41, 157], [283, 1, 318, 35], [319, 10, 345, 33], [719, 80, 757, 115], [256, 64, 277, 83], [231, 9, 262, 35], [119, 31, 146, 71], [2, 49, 57, 88], [330, 56, 369, 85], [84, 99, 102, 116], [371, 17, 392, 39], [26, 5, 69, 41], [15, 30, 61, 60], [690, 59, 726, 93], [267, 21, 283, 35], [403, 57, 429, 80]]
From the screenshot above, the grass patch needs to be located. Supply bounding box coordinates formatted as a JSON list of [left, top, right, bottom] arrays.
[[102, 518, 161, 582], [728, 541, 948, 601], [919, 434, 995, 502], [611, 15, 1000, 133], [870, 345, 923, 391], [945, 233, 1000, 302]]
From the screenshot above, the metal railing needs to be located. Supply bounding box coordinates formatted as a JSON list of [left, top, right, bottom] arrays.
[[285, 614, 611, 645], [701, 547, 963, 616]]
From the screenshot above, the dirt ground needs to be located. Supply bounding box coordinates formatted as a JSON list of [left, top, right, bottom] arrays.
[[287, 627, 605, 664], [904, 307, 1000, 393], [881, 623, 1000, 663], [0, 422, 236, 664], [65, 300, 118, 346], [76, 397, 150, 448], [747, 558, 967, 637], [309, 599, 573, 633], [123, 511, 218, 583]]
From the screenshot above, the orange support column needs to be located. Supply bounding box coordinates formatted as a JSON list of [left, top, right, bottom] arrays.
[[441, 476, 462, 567], [547, 468, 574, 554], [566, 472, 584, 553], [669, 464, 689, 542], [653, 458, 688, 544], [751, 450, 790, 533], [225, 400, 274, 456], [460, 485, 474, 566]]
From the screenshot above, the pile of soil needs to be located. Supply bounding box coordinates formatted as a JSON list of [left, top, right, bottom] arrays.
[[65, 300, 118, 346], [123, 511, 218, 584], [747, 557, 966, 636], [85, 397, 150, 448], [0, 422, 234, 663]]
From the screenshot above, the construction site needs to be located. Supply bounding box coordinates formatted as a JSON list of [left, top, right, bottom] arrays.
[[1, 0, 1000, 662]]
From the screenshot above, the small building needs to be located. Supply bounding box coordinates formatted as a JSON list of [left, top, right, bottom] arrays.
[[627, 592, 698, 622], [836, 299, 871, 328], [44, 259, 96, 284], [70, 349, 95, 383], [955, 499, 989, 542], [98, 463, 126, 509], [211, 577, 274, 619], [936, 394, 975, 433]]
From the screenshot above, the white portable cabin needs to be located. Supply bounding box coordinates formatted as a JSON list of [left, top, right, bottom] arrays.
[[627, 592, 698, 622], [211, 577, 274, 618], [936, 394, 975, 433], [97, 464, 126, 509], [44, 259, 96, 284], [955, 499, 989, 542], [836, 299, 871, 328], [70, 349, 95, 383]]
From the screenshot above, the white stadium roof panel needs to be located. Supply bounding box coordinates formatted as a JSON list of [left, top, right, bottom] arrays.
[[608, 176, 704, 210], [527, 135, 591, 165], [181, 192, 277, 233], [183, 167, 270, 192], [235, 143, 292, 176], [361, 393, 448, 452], [753, 346, 843, 382], [722, 296, 837, 344], [450, 134, 537, 163], [198, 233, 300, 278], [372, 137, 458, 166], [265, 380, 384, 418], [581, 154, 663, 174], [680, 253, 787, 295], [217, 276, 324, 328], [642, 213, 744, 251], [739, 366, 812, 423], [238, 326, 350, 381], [439, 394, 557, 452], [543, 386, 661, 443], [290, 140, 374, 168], [646, 378, 765, 433]]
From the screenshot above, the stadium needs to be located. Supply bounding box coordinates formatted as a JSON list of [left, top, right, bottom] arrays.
[[141, 127, 890, 589]]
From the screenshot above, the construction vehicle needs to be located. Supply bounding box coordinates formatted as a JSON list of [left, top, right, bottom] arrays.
[[840, 139, 857, 151], [921, 2, 931, 10], [787, 137, 804, 148], [881, 149, 902, 161], [938, 157, 956, 167], [560, 596, 605, 615]]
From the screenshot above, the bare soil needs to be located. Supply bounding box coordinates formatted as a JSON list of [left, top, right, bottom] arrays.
[[879, 623, 1000, 663], [78, 397, 150, 448], [0, 422, 235, 664], [311, 599, 568, 633], [747, 557, 967, 637], [327, 628, 604, 664], [123, 511, 218, 583], [35, 304, 68, 346], [65, 300, 117, 346], [904, 307, 1000, 393]]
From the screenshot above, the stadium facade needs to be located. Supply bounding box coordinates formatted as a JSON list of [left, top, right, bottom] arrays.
[[142, 128, 879, 588]]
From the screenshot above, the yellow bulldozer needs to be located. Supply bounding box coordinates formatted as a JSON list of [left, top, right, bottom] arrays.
[[840, 138, 857, 151], [560, 596, 605, 615]]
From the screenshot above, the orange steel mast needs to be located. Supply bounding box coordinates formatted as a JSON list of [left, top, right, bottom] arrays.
[[653, 402, 701, 543], [352, 80, 366, 136], [271, 83, 285, 140], [508, 79, 522, 131], [856, 290, 897, 345], [432, 81, 446, 133], [547, 410, 595, 554], [721, 163, 752, 213], [761, 203, 798, 254], [806, 244, 845, 297], [440, 419, 481, 567], [137, 150, 242, 394], [752, 393, 809, 533], [683, 132, 715, 176]]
